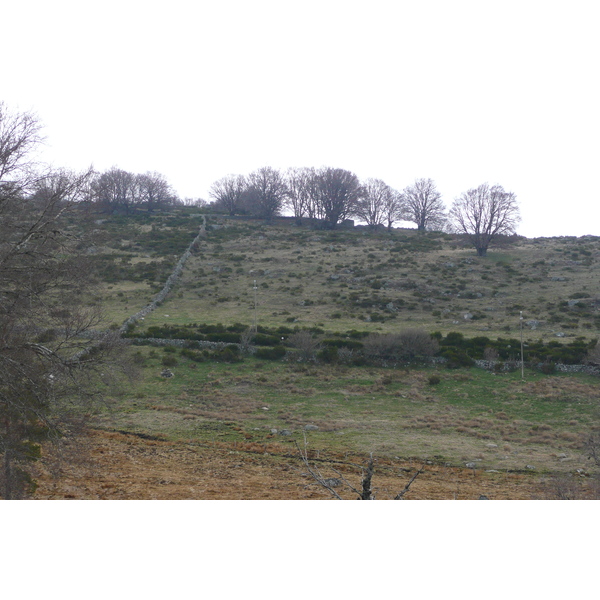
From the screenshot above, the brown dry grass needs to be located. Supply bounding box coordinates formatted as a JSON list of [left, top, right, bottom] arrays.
[[33, 428, 600, 500]]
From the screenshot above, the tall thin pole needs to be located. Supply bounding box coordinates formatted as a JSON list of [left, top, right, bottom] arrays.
[[253, 279, 258, 333], [520, 311, 524, 379]]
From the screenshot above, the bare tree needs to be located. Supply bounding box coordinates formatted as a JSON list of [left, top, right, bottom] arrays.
[[91, 167, 140, 215], [449, 183, 520, 256], [209, 174, 246, 216], [382, 188, 405, 231], [354, 178, 399, 229], [284, 167, 316, 219], [0, 102, 43, 186], [136, 171, 178, 212], [297, 434, 424, 500], [401, 178, 446, 232], [286, 330, 322, 362], [313, 167, 362, 228], [245, 167, 287, 221], [0, 105, 124, 499]]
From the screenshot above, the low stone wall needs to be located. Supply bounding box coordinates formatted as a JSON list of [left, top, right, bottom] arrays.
[[120, 217, 206, 334], [473, 358, 600, 376], [129, 337, 230, 350]]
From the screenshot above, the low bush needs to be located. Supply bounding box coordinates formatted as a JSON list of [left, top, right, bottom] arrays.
[[255, 346, 286, 360]]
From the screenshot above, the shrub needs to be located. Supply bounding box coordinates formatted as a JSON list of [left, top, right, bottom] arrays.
[[362, 329, 438, 362], [213, 345, 243, 363], [441, 349, 474, 369], [161, 356, 178, 367], [317, 346, 338, 364], [428, 375, 441, 386], [255, 345, 286, 360], [286, 331, 322, 362]]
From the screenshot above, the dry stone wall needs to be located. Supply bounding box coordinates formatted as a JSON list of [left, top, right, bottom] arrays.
[[120, 217, 206, 334]]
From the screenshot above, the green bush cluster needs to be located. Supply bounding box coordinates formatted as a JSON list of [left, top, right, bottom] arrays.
[[437, 331, 596, 365]]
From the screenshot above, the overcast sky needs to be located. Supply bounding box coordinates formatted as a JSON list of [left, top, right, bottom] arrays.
[[3, 0, 599, 238]]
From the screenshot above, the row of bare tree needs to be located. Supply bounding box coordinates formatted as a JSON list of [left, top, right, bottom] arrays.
[[87, 168, 181, 214], [209, 167, 445, 230], [209, 167, 521, 255]]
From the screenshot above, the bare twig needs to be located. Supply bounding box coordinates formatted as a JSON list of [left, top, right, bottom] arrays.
[[393, 465, 425, 500]]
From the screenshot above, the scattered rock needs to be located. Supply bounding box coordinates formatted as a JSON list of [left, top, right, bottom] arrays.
[[304, 424, 319, 431], [323, 478, 341, 487], [279, 429, 292, 436], [160, 369, 174, 378], [525, 464, 536, 470], [486, 443, 498, 449]]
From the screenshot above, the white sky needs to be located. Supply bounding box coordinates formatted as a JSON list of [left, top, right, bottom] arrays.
[[3, 0, 599, 237]]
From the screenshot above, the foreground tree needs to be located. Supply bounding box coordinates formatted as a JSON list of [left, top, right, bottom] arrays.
[[1, 104, 123, 498], [449, 183, 520, 256], [401, 178, 446, 231], [297, 435, 424, 500]]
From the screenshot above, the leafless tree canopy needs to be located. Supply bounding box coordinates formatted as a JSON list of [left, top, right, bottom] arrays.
[[284, 167, 318, 219], [401, 178, 446, 231], [136, 171, 177, 213], [353, 178, 406, 230], [0, 102, 43, 186], [449, 183, 520, 256], [209, 174, 247, 216], [244, 167, 288, 220], [89, 167, 179, 214], [312, 167, 362, 228]]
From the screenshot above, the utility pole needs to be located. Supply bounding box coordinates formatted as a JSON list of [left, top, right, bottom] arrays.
[[520, 311, 524, 379], [252, 279, 258, 333]]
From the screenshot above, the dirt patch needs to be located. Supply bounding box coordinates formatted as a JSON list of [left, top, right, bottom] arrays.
[[31, 429, 599, 500]]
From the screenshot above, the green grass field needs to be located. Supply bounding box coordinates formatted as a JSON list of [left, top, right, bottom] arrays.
[[94, 345, 600, 475]]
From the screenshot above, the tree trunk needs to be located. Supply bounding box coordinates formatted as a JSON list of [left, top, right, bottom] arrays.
[[2, 419, 13, 500], [360, 456, 375, 499], [477, 247, 488, 257]]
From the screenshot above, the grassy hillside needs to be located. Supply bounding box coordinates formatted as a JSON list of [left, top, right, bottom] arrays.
[[87, 210, 600, 343], [51, 207, 600, 498]]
